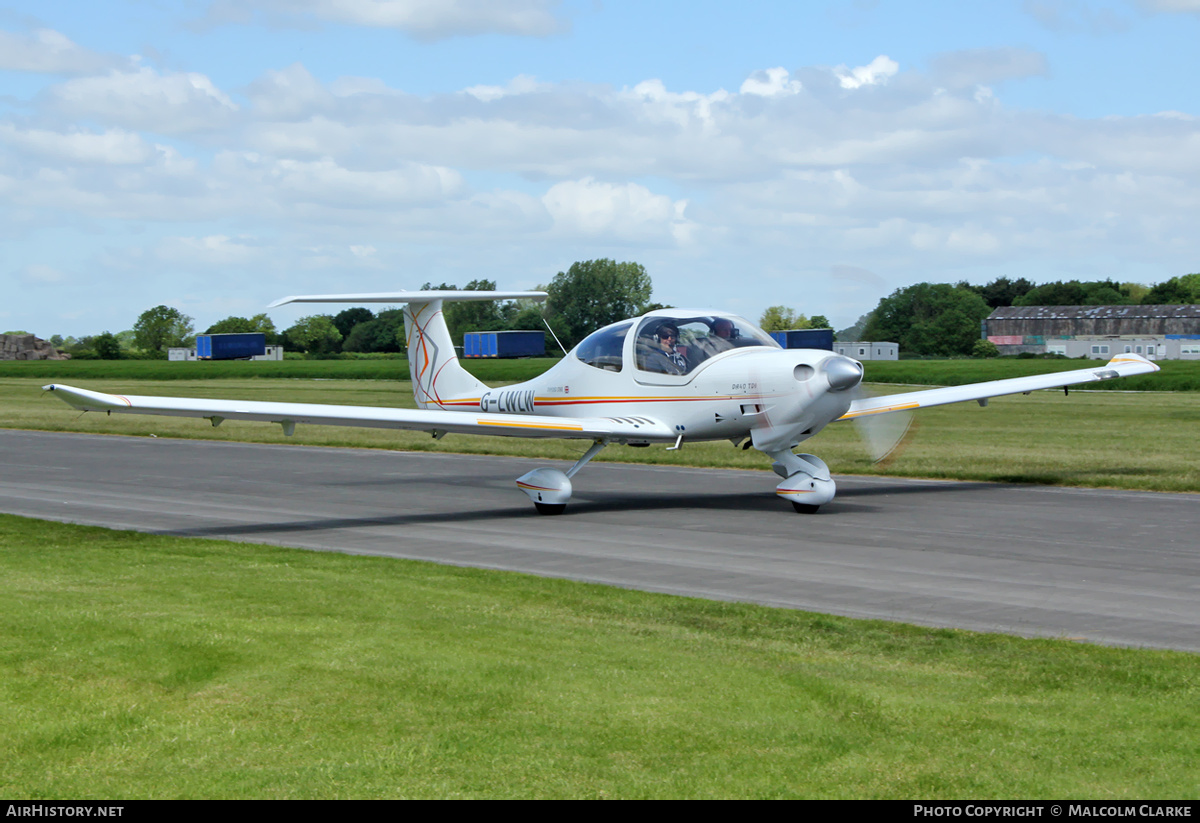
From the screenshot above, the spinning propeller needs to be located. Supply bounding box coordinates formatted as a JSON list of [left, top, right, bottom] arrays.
[[819, 354, 915, 463], [849, 383, 915, 463]]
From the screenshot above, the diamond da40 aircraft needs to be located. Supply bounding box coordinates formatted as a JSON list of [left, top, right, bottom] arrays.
[[44, 290, 1159, 514]]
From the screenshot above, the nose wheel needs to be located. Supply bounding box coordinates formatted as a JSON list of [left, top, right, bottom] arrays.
[[768, 451, 837, 513]]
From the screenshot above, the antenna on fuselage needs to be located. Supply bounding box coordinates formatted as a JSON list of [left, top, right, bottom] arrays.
[[542, 315, 568, 356]]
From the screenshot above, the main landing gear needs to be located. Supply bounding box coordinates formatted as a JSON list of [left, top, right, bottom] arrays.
[[515, 440, 607, 515]]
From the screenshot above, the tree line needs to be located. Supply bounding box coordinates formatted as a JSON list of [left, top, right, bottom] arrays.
[[43, 265, 1200, 360], [858, 273, 1200, 358]]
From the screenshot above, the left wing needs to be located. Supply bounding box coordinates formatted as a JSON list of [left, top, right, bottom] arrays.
[[41, 384, 676, 443], [840, 354, 1160, 420]]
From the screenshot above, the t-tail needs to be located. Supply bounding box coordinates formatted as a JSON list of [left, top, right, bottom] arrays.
[[269, 290, 547, 409]]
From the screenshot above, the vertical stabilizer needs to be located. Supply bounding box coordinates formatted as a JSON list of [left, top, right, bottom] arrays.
[[268, 289, 547, 410], [403, 299, 487, 408]]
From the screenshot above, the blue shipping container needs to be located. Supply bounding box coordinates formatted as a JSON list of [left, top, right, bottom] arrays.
[[196, 333, 266, 360], [769, 329, 834, 351], [463, 330, 545, 358]]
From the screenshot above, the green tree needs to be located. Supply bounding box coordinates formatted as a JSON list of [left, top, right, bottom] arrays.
[[972, 339, 1000, 359], [92, 331, 122, 360], [864, 283, 990, 356], [758, 306, 810, 332], [342, 309, 406, 353], [284, 315, 342, 355], [133, 306, 195, 356], [545, 260, 652, 348], [504, 299, 548, 332], [332, 308, 375, 340], [1013, 279, 1135, 307], [836, 312, 873, 342], [205, 313, 278, 342], [1142, 273, 1200, 304], [809, 315, 831, 330], [419, 279, 509, 344], [963, 277, 1036, 308], [1122, 282, 1151, 303]]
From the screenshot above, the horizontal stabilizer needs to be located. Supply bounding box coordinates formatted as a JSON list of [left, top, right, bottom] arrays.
[[269, 290, 547, 308]]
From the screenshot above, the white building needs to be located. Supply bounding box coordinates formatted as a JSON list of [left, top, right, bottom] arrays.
[[168, 345, 285, 361], [835, 342, 899, 361]]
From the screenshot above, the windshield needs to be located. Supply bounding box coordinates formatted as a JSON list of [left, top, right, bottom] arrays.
[[634, 315, 778, 375], [574, 320, 633, 372]]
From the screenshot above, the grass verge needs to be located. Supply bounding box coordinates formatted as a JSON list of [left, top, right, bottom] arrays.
[[2, 514, 1196, 799]]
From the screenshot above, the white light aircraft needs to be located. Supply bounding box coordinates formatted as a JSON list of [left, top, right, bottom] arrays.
[[44, 290, 1159, 514]]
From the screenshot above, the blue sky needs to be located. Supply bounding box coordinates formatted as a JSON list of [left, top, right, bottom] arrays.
[[3, 0, 1198, 337]]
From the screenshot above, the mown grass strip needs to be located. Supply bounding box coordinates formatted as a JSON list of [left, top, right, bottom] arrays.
[[0, 357, 557, 382], [5, 357, 1200, 390], [1, 514, 1196, 799]]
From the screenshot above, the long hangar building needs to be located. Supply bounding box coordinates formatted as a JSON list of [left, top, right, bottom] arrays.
[[984, 305, 1200, 360]]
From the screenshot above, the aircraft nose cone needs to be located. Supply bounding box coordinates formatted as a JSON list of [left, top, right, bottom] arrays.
[[823, 356, 863, 392]]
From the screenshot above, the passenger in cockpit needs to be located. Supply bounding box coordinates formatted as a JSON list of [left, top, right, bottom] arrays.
[[690, 317, 737, 364]]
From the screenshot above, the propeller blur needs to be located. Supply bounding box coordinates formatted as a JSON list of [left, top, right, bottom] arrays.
[[43, 290, 1160, 515]]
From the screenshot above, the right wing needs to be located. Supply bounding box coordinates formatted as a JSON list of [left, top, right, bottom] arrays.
[[41, 384, 675, 444]]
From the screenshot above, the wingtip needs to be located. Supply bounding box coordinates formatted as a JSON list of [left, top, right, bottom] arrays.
[[1106, 353, 1161, 373]]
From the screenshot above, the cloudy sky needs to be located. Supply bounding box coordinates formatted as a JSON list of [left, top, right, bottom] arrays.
[[4, 0, 1199, 338]]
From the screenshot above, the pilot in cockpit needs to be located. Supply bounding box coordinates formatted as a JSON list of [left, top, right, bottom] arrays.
[[638, 321, 688, 374]]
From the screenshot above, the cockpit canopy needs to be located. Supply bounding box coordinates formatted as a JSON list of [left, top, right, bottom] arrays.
[[573, 313, 778, 375]]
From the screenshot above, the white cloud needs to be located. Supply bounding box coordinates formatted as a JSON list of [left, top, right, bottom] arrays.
[[542, 177, 693, 244], [930, 48, 1049, 90], [0, 28, 127, 74], [18, 264, 67, 283], [0, 124, 152, 165], [834, 55, 899, 89], [221, 154, 466, 209], [155, 235, 263, 266], [1138, 0, 1200, 10], [1023, 0, 1132, 33], [740, 68, 802, 97], [48, 67, 239, 133], [212, 0, 566, 39], [244, 63, 337, 119], [464, 75, 548, 102]]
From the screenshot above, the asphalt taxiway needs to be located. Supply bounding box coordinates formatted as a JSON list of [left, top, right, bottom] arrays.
[[3, 429, 1196, 651]]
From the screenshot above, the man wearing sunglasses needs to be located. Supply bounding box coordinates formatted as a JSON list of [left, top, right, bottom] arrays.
[[639, 321, 688, 374]]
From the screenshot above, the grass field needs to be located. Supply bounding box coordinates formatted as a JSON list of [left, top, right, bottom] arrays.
[[2, 514, 1197, 799], [4, 363, 1198, 798], [4, 356, 1200, 390], [5, 374, 1199, 492]]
